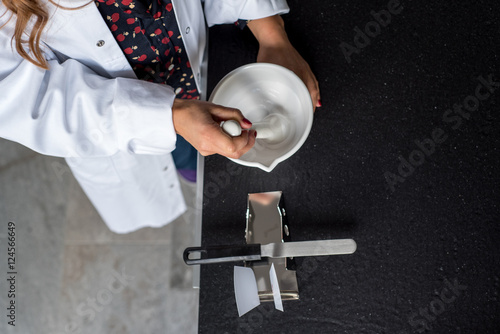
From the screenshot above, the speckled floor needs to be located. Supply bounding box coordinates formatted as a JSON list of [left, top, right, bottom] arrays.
[[0, 138, 199, 334]]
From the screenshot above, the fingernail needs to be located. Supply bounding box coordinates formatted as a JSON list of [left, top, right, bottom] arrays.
[[317, 100, 322, 107], [243, 118, 252, 126]]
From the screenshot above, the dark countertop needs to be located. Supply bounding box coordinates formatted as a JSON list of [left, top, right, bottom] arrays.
[[199, 0, 500, 333]]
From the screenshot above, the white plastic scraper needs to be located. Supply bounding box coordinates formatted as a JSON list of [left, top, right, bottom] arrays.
[[234, 266, 260, 317], [269, 263, 283, 312]]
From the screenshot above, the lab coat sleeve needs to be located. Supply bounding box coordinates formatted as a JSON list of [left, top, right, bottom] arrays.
[[0, 16, 177, 158], [204, 0, 290, 27]]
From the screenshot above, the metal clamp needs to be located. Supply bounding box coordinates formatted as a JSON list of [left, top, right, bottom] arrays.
[[245, 191, 299, 302]]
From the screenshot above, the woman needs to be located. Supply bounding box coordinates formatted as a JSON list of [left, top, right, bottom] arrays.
[[0, 0, 320, 233]]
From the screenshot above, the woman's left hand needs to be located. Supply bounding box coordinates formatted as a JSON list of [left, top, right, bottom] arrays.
[[248, 15, 321, 111]]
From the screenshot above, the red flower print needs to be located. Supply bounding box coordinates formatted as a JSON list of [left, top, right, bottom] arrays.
[[154, 28, 162, 35], [161, 37, 170, 44], [168, 31, 174, 37], [117, 34, 125, 42], [151, 46, 156, 52], [111, 13, 119, 22], [165, 3, 172, 11], [105, 0, 114, 5], [124, 9, 132, 14], [122, 0, 132, 5], [137, 55, 147, 61], [186, 61, 191, 68], [153, 11, 161, 19], [110, 24, 118, 32], [124, 47, 134, 54], [134, 26, 141, 34], [164, 49, 170, 56], [126, 18, 135, 24]]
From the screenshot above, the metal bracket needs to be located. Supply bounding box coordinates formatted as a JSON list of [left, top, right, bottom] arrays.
[[245, 191, 299, 302]]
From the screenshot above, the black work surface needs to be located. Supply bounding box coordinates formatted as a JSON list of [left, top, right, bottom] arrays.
[[199, 1, 500, 333]]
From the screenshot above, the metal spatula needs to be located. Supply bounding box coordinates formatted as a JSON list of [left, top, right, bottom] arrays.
[[183, 239, 357, 265]]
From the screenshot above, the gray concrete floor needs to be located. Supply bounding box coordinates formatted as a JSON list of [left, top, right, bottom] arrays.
[[0, 138, 199, 333]]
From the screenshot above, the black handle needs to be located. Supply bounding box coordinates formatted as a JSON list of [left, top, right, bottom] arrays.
[[183, 244, 262, 265]]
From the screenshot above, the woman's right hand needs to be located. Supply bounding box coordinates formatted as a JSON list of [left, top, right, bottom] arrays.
[[172, 99, 256, 158]]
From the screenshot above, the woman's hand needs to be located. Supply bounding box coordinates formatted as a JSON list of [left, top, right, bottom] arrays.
[[172, 99, 256, 158], [247, 15, 321, 111]]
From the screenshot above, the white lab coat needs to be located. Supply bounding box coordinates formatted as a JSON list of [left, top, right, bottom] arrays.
[[0, 0, 289, 233]]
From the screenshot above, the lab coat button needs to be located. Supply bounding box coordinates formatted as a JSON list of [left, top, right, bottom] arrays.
[[96, 40, 105, 47], [186, 26, 190, 34]]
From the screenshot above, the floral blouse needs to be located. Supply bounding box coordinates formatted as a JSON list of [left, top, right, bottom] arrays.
[[95, 0, 200, 99]]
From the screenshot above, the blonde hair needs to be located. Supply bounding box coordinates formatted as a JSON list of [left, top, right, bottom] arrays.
[[1, 0, 89, 70]]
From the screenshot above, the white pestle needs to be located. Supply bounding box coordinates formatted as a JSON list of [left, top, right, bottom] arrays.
[[220, 119, 242, 136], [221, 114, 289, 143]]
